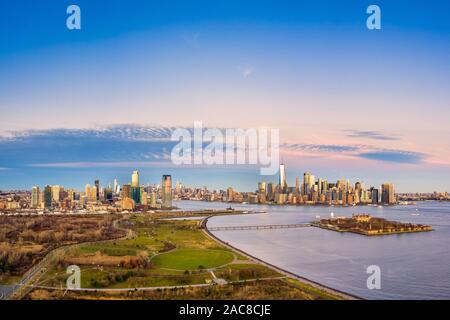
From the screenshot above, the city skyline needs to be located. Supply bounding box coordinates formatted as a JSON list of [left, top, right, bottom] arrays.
[[1, 167, 403, 213], [0, 161, 448, 194], [4, 166, 448, 215]]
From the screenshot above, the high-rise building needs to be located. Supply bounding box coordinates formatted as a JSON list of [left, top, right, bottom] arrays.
[[91, 185, 98, 202], [85, 184, 91, 197], [258, 181, 266, 194], [31, 186, 40, 208], [150, 192, 157, 208], [113, 179, 118, 194], [51, 185, 61, 202], [321, 179, 329, 195], [267, 183, 275, 201], [122, 184, 131, 199], [303, 172, 315, 195], [131, 171, 139, 187], [131, 186, 141, 204], [381, 183, 395, 204], [336, 179, 348, 191], [141, 191, 148, 205], [44, 185, 52, 209], [279, 164, 287, 193], [317, 177, 323, 195], [94, 180, 100, 200], [227, 187, 235, 202], [161, 175, 172, 208], [104, 188, 113, 201], [175, 181, 182, 194]]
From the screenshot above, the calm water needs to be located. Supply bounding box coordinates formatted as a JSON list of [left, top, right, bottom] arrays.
[[176, 200, 450, 300]]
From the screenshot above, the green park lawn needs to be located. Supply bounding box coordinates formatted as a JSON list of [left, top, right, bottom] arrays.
[[151, 248, 235, 270]]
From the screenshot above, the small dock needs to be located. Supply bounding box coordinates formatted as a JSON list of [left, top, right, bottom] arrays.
[[208, 223, 311, 231]]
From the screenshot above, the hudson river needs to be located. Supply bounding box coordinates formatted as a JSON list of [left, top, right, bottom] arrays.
[[176, 200, 450, 300]]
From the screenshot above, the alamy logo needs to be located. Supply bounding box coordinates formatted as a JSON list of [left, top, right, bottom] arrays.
[[66, 265, 81, 289], [366, 265, 381, 290], [366, 5, 381, 30], [66, 5, 81, 30], [171, 121, 280, 175]]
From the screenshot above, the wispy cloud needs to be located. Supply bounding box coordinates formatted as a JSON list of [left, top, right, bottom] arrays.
[[237, 66, 254, 78], [28, 161, 172, 168], [0, 125, 176, 142], [282, 143, 358, 153], [344, 130, 400, 141], [358, 151, 425, 164], [0, 125, 176, 168], [281, 142, 427, 164]]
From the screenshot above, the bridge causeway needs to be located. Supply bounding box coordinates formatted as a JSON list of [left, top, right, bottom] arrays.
[[207, 223, 312, 231]]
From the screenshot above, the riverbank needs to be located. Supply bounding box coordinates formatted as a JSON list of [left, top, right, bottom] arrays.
[[202, 216, 360, 300]]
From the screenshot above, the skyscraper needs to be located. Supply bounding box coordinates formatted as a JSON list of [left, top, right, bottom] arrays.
[[279, 163, 287, 193], [94, 180, 100, 200], [67, 189, 75, 202], [91, 185, 98, 202], [122, 184, 131, 199], [227, 187, 235, 202], [267, 183, 275, 201], [31, 186, 40, 208], [132, 171, 139, 187], [44, 185, 52, 209], [175, 181, 182, 194], [381, 183, 395, 204], [113, 179, 118, 194], [51, 185, 61, 202], [258, 182, 266, 194], [321, 179, 329, 195], [303, 172, 315, 195], [295, 177, 300, 194], [161, 175, 172, 208], [150, 192, 157, 208], [85, 184, 91, 198], [131, 186, 141, 204], [104, 188, 113, 202]]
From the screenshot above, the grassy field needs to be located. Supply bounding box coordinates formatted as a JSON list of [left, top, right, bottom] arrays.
[[151, 248, 234, 270]]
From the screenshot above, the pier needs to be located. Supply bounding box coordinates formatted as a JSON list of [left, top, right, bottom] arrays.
[[208, 223, 312, 231]]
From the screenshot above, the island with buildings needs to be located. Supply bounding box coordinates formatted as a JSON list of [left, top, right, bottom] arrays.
[[312, 214, 433, 236]]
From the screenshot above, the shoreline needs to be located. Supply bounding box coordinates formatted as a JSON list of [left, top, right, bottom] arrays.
[[201, 215, 361, 300]]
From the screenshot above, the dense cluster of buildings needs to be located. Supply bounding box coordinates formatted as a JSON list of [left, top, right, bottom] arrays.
[[176, 164, 397, 206], [397, 192, 450, 201], [0, 172, 173, 213], [245, 164, 398, 205]]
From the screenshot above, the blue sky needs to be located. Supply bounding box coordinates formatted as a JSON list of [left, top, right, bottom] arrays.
[[1, 1, 450, 192]]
